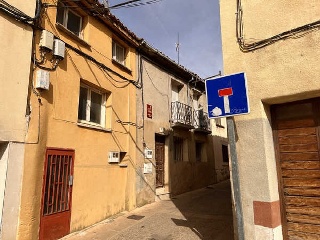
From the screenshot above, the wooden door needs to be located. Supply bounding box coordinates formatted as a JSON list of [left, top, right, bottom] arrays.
[[272, 99, 320, 239], [155, 136, 165, 188], [39, 148, 75, 240]]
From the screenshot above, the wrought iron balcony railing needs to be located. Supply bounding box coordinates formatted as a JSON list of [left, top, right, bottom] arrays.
[[194, 109, 211, 132], [171, 101, 193, 127]]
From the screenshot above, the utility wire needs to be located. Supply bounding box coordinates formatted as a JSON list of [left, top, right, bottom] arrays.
[[109, 0, 143, 9], [110, 0, 163, 9], [0, 0, 42, 24], [236, 0, 320, 52]]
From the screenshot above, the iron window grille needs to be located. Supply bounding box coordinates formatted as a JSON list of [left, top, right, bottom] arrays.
[[173, 137, 184, 162]]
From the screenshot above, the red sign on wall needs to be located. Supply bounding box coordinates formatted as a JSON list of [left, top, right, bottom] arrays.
[[147, 104, 152, 119]]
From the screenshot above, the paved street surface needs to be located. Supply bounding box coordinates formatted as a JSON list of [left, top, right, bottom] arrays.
[[62, 180, 234, 240]]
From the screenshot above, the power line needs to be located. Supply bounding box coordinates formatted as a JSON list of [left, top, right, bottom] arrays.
[[110, 0, 163, 9], [109, 0, 143, 9], [236, 0, 320, 52]]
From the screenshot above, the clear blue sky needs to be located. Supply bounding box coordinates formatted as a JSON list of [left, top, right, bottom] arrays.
[[107, 0, 223, 79]]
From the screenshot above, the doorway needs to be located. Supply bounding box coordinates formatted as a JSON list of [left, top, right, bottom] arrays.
[[272, 98, 320, 239], [39, 148, 75, 240], [155, 136, 165, 188]]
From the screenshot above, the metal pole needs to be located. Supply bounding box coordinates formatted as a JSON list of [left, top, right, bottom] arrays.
[[227, 117, 245, 240]]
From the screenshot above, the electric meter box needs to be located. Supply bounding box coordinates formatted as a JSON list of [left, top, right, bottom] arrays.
[[35, 69, 50, 90], [108, 151, 120, 163], [144, 149, 153, 159]]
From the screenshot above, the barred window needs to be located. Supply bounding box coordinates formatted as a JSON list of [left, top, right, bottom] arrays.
[[173, 137, 183, 162]]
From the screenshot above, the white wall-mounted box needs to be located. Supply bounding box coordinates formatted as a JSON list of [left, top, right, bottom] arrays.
[[35, 69, 50, 90], [144, 149, 153, 159], [53, 39, 65, 59], [108, 151, 120, 163], [143, 163, 153, 174], [40, 30, 54, 50]]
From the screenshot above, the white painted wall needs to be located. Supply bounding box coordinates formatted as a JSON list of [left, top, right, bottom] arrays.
[[1, 143, 25, 240], [0, 143, 9, 235]]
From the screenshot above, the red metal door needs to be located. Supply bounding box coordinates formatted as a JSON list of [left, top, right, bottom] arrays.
[[155, 136, 165, 188], [39, 148, 75, 240]]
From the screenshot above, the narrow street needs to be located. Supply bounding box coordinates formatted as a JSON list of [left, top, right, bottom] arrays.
[[62, 180, 234, 240]]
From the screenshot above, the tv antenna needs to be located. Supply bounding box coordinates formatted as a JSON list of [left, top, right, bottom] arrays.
[[175, 33, 180, 64]]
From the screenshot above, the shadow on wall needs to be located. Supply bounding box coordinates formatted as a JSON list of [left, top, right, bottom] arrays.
[[171, 180, 234, 240]]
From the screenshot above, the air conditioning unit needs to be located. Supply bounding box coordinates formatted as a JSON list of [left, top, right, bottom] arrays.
[[144, 149, 153, 159], [53, 39, 65, 59], [108, 151, 120, 163], [40, 30, 54, 51]]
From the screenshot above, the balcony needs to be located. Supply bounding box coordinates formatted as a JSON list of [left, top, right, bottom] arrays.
[[171, 101, 194, 129], [194, 109, 211, 133]]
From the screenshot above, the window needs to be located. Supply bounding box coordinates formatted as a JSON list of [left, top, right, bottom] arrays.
[[112, 41, 126, 65], [195, 142, 202, 162], [78, 84, 106, 127], [222, 145, 229, 163], [173, 137, 183, 162], [56, 2, 83, 37], [216, 118, 225, 128], [171, 81, 182, 102]]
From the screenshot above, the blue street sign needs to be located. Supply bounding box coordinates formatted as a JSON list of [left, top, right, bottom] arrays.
[[205, 72, 249, 118]]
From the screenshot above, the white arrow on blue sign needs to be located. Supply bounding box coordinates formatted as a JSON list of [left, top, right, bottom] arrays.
[[205, 72, 250, 118]]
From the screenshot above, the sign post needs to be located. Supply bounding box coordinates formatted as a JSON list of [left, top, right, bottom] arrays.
[[205, 73, 249, 240]]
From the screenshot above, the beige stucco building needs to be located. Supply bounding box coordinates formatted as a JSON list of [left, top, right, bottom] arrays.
[[134, 43, 219, 204], [0, 0, 38, 239], [220, 1, 320, 239], [211, 117, 229, 182]]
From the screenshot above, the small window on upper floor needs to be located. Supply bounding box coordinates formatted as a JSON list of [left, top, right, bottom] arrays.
[[56, 2, 83, 38], [112, 41, 127, 66], [78, 83, 108, 127], [216, 117, 225, 128], [222, 145, 229, 163]]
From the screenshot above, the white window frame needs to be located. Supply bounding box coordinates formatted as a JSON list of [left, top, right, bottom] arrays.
[[78, 84, 106, 127], [57, 2, 83, 38], [112, 41, 126, 66]]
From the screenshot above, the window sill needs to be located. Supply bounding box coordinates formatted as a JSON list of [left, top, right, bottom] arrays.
[[112, 59, 132, 74], [56, 23, 91, 49], [77, 121, 111, 132]]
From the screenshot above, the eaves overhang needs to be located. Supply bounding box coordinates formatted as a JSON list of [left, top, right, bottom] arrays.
[[63, 0, 142, 47]]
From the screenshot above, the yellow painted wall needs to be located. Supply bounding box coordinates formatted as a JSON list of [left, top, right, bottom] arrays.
[[220, 0, 320, 239], [18, 1, 137, 239]]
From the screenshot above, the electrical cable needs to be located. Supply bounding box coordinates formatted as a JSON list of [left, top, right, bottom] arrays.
[[236, 0, 320, 52], [64, 42, 142, 89], [110, 0, 163, 9], [109, 0, 143, 9], [0, 0, 42, 25]]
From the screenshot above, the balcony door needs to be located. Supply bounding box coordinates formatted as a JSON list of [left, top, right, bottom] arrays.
[[171, 84, 179, 102]]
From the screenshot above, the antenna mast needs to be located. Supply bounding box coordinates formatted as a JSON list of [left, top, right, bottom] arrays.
[[175, 33, 180, 64]]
